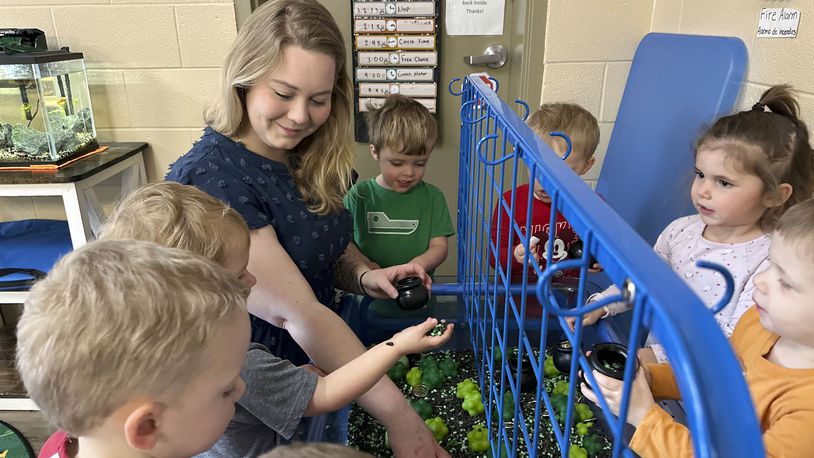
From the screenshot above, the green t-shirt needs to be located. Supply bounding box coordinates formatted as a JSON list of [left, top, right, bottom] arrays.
[[344, 178, 454, 273]]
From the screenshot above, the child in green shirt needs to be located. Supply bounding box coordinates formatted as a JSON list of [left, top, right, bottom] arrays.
[[344, 95, 454, 276]]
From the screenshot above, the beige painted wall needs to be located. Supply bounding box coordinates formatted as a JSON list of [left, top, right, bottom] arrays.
[[541, 0, 814, 188], [0, 0, 237, 221], [4, 1, 812, 221], [540, 0, 654, 188], [542, 0, 814, 189], [651, 0, 814, 128]]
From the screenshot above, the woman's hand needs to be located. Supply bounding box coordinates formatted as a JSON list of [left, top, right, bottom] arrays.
[[580, 366, 655, 427], [360, 263, 432, 299], [390, 318, 454, 354], [387, 415, 452, 458], [513, 235, 540, 264]]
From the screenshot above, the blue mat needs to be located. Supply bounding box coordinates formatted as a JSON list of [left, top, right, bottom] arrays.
[[0, 220, 72, 291], [596, 33, 747, 245]]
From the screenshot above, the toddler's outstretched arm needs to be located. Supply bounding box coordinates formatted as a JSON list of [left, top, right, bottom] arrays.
[[304, 318, 453, 415], [566, 284, 629, 330]]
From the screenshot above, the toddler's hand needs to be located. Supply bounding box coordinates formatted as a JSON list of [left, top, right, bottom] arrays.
[[580, 366, 654, 428], [389, 317, 453, 355], [513, 236, 540, 264], [565, 307, 607, 331]]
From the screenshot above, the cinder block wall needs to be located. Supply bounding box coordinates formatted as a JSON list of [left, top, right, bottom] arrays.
[[0, 0, 237, 221], [652, 0, 814, 126], [540, 0, 654, 189], [541, 0, 814, 189], [3, 1, 812, 220]]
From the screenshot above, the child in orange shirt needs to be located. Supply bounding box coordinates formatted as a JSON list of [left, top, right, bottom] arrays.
[[582, 197, 814, 457]]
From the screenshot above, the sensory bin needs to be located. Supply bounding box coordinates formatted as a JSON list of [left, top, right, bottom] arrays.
[[347, 348, 612, 457]]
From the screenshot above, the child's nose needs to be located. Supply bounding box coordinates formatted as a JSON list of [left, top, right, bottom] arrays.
[[753, 270, 767, 293], [695, 180, 711, 198], [243, 271, 257, 289]]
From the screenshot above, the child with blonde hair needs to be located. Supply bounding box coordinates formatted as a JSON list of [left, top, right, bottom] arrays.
[[579, 85, 814, 363], [490, 103, 600, 282], [344, 94, 454, 275], [99, 182, 454, 457], [583, 197, 814, 456], [20, 240, 251, 458]]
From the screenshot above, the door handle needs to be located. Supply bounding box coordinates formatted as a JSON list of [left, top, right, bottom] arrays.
[[464, 44, 508, 69]]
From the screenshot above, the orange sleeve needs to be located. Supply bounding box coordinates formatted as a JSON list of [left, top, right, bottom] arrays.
[[631, 397, 814, 457], [762, 408, 814, 457], [629, 405, 695, 457], [647, 363, 681, 400]]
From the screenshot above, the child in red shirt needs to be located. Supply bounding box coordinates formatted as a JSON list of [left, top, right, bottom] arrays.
[[490, 103, 600, 283]]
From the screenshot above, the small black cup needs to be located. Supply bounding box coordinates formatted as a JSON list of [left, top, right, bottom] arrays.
[[579, 342, 638, 390], [507, 351, 536, 393], [567, 240, 598, 267], [395, 276, 429, 310], [551, 339, 573, 373]]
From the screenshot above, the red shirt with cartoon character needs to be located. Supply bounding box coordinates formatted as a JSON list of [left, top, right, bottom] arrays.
[[490, 184, 581, 282]]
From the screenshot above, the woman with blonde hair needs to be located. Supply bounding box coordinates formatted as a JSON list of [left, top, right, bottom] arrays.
[[167, 0, 448, 456]]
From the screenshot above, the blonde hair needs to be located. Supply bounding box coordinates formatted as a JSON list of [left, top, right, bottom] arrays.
[[775, 197, 814, 259], [16, 240, 249, 435], [205, 0, 353, 215], [527, 103, 600, 162], [98, 182, 248, 265], [367, 94, 438, 156], [696, 85, 814, 231], [259, 442, 374, 458]]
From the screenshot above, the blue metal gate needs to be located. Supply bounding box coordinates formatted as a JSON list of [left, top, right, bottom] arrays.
[[434, 75, 763, 457]]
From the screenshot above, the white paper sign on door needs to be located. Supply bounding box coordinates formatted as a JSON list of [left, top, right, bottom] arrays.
[[444, 0, 504, 36]]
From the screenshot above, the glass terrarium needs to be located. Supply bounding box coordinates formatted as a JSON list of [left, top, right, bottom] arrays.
[[0, 50, 98, 166]]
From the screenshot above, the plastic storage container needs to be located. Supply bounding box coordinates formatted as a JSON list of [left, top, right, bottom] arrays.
[[0, 49, 98, 166]]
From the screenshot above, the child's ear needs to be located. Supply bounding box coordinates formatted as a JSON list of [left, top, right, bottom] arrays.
[[123, 402, 163, 452], [765, 183, 793, 207], [579, 156, 596, 175], [369, 144, 379, 160]]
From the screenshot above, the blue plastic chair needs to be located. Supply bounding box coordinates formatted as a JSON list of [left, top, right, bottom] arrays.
[[596, 33, 747, 245]]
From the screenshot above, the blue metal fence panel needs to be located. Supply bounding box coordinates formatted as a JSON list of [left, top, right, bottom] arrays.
[[452, 75, 762, 457]]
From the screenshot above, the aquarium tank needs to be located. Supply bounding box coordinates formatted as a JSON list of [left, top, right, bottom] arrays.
[[0, 49, 98, 166]]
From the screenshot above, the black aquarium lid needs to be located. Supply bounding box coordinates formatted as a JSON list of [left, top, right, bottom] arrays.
[[0, 49, 84, 65]]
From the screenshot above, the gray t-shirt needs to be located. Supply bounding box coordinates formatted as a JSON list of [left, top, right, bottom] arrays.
[[197, 343, 318, 458]]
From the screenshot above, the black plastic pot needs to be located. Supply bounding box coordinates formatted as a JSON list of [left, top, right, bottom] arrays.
[[507, 351, 536, 393], [580, 342, 638, 390], [395, 276, 429, 310], [567, 240, 598, 266], [551, 339, 573, 373]]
